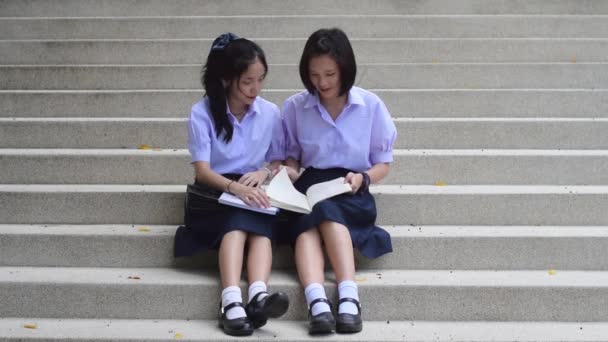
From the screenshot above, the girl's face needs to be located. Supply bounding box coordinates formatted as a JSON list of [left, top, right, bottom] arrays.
[[228, 58, 266, 110], [309, 54, 341, 101]]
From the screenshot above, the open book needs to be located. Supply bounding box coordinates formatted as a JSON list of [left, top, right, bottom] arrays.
[[266, 168, 352, 214]]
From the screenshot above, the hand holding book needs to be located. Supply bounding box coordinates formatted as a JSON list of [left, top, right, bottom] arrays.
[[266, 168, 352, 214], [218, 167, 352, 215]]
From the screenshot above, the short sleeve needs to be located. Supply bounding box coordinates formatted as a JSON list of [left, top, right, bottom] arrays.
[[265, 105, 286, 162], [369, 97, 397, 164], [187, 104, 212, 163], [281, 98, 302, 161]]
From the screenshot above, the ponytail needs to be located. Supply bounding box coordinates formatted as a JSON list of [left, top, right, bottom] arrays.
[[201, 33, 268, 143]]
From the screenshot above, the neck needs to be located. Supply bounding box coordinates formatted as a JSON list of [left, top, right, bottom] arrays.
[[320, 94, 347, 119], [227, 99, 247, 120]]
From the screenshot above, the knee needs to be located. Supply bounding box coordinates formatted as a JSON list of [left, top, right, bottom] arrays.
[[247, 233, 270, 245]]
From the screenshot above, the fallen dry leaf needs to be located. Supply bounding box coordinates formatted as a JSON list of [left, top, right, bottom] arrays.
[[174, 333, 184, 339], [23, 324, 37, 329], [548, 269, 557, 276], [355, 276, 367, 282], [571, 57, 577, 63], [138, 144, 152, 150], [128, 276, 141, 280], [435, 181, 447, 186], [138, 226, 151, 232]]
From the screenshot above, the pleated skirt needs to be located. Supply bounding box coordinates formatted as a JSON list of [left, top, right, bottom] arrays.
[[174, 174, 280, 257], [280, 167, 392, 259]]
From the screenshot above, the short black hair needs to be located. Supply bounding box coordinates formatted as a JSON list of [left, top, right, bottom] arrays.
[[299, 28, 357, 96]]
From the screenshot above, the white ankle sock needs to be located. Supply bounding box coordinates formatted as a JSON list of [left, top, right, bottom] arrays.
[[304, 283, 331, 316], [248, 280, 269, 303], [221, 286, 246, 320], [338, 280, 359, 315]]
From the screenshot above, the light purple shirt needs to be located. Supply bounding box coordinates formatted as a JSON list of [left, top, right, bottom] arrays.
[[282, 86, 397, 172], [188, 96, 285, 174]]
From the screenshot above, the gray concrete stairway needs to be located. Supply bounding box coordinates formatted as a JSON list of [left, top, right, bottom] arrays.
[[1, 0, 608, 341]]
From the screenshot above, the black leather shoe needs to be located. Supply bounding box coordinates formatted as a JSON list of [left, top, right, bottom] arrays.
[[217, 302, 254, 336], [308, 298, 336, 335], [336, 297, 362, 333], [245, 291, 290, 329]]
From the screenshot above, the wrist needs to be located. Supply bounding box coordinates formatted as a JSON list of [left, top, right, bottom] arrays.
[[260, 167, 272, 180], [360, 172, 371, 190]]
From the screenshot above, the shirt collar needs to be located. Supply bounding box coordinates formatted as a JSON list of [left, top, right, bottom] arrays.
[[226, 97, 260, 121], [303, 87, 366, 109]]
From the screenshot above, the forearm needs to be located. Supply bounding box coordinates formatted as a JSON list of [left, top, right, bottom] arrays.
[[193, 161, 237, 192], [365, 163, 390, 184], [284, 157, 300, 172]]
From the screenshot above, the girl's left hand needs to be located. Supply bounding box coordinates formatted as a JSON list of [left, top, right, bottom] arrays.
[[238, 169, 269, 187], [345, 172, 364, 193]]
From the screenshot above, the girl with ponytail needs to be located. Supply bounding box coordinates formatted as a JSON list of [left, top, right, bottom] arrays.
[[174, 33, 288, 336]]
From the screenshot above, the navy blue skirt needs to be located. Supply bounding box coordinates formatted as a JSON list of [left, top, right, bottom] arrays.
[[174, 174, 280, 257], [281, 167, 392, 259]]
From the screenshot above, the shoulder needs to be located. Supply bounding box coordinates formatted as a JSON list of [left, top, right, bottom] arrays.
[[351, 86, 383, 107], [254, 96, 280, 116], [190, 98, 210, 118], [189, 98, 213, 127], [283, 90, 312, 109]]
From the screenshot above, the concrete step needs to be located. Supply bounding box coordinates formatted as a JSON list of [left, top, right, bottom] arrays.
[[2, 16, 608, 40], [3, 63, 607, 90], [1, 318, 607, 342], [3, 39, 607, 65], [3, 0, 608, 16], [1, 184, 608, 225], [2, 89, 606, 118], [394, 118, 608, 149], [1, 149, 607, 185], [2, 224, 608, 271], [3, 118, 607, 150], [2, 267, 608, 321]]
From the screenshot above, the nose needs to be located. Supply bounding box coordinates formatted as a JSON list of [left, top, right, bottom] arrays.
[[318, 77, 328, 88], [251, 81, 262, 96]]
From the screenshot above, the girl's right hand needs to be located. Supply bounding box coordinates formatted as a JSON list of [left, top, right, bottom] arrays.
[[233, 184, 271, 208]]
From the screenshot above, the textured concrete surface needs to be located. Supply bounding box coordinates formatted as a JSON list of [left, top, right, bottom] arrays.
[[4, 39, 608, 65], [3, 63, 608, 90], [3, 89, 607, 118], [3, 224, 608, 270], [2, 267, 608, 321], [3, 0, 608, 16], [2, 16, 608, 40], [2, 185, 608, 225], [2, 148, 608, 185], [0, 318, 608, 342], [2, 118, 608, 149], [2, 318, 608, 342]]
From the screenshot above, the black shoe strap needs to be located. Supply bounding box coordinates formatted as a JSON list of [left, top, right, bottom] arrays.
[[309, 297, 332, 313], [338, 297, 362, 313], [222, 301, 245, 314]]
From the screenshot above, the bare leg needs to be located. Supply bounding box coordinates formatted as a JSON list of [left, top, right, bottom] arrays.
[[218, 230, 247, 287], [294, 227, 325, 286], [318, 221, 355, 283], [246, 234, 272, 284]]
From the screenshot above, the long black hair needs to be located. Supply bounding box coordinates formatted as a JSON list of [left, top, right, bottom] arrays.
[[201, 33, 268, 143]]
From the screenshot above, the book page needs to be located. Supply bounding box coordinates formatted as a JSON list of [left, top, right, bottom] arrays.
[[218, 192, 279, 215], [306, 177, 352, 209], [265, 168, 311, 213]]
